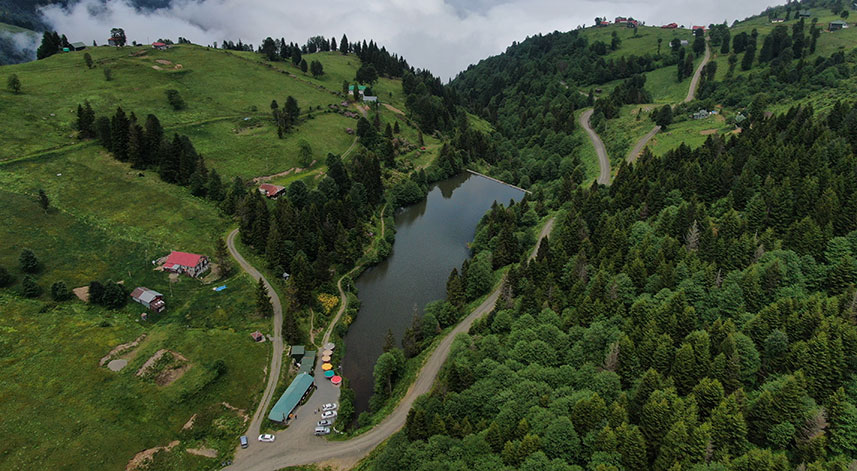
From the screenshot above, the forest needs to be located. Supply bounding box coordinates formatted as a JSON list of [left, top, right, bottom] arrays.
[[371, 104, 857, 470]]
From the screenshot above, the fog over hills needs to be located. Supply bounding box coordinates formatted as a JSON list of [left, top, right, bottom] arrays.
[[4, 0, 780, 77]]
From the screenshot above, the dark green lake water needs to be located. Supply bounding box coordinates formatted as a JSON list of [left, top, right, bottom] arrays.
[[342, 172, 524, 413]]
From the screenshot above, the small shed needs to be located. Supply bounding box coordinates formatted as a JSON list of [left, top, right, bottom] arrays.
[[680, 39, 689, 47], [71, 42, 87, 51], [798, 10, 811, 18], [829, 20, 848, 31], [258, 183, 286, 199], [251, 331, 265, 342], [130, 287, 166, 312], [363, 96, 378, 103], [290, 345, 305, 362], [298, 351, 316, 375]]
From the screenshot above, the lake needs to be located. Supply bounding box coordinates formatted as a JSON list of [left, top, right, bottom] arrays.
[[342, 172, 524, 413]]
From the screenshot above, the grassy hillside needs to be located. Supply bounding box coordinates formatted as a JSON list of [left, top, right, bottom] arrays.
[[0, 44, 440, 181], [0, 37, 440, 470]]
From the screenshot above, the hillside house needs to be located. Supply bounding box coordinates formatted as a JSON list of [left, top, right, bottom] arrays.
[[163, 251, 210, 277], [662, 23, 679, 29], [259, 183, 286, 199], [71, 42, 87, 51], [829, 20, 848, 31], [798, 10, 811, 18], [363, 96, 378, 103], [152, 42, 168, 50], [626, 20, 639, 28], [692, 25, 706, 32], [107, 37, 123, 47], [130, 287, 166, 312], [693, 109, 710, 120]]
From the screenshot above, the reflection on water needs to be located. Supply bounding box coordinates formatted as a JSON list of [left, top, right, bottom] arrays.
[[342, 173, 524, 413]]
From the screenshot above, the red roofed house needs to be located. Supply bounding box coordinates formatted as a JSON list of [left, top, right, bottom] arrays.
[[259, 183, 286, 199], [152, 42, 168, 51], [662, 23, 678, 29], [163, 251, 210, 277], [692, 25, 706, 31]]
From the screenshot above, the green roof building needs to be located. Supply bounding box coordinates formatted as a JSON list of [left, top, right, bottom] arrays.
[[290, 345, 305, 361], [268, 373, 314, 423], [298, 351, 316, 375]]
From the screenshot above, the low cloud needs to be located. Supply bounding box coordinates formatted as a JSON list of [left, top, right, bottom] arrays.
[[0, 30, 40, 64], [41, 0, 778, 80]]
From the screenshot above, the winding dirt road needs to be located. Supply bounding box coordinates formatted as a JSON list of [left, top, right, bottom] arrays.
[[579, 109, 611, 186], [229, 216, 555, 471], [684, 36, 711, 104], [626, 124, 661, 163], [625, 37, 711, 163], [226, 229, 284, 442]]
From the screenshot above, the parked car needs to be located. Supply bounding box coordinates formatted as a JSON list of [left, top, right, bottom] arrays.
[[314, 426, 331, 436], [239, 436, 249, 449], [322, 403, 338, 411], [258, 433, 276, 443], [321, 410, 338, 419], [317, 419, 333, 427]]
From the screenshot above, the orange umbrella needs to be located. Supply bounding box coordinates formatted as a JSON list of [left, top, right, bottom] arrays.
[[321, 363, 332, 371]]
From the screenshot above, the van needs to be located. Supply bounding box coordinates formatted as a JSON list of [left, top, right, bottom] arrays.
[[239, 435, 249, 448], [314, 427, 331, 436]]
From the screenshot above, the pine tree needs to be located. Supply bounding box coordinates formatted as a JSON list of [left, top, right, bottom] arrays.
[[37, 189, 49, 213], [22, 275, 41, 298], [282, 308, 300, 344], [19, 249, 39, 273], [214, 237, 232, 277], [256, 278, 274, 317], [51, 281, 71, 301], [0, 266, 12, 287]]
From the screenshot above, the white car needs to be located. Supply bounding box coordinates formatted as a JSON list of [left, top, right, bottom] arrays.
[[317, 419, 333, 427], [258, 433, 276, 443], [314, 426, 331, 436], [321, 410, 338, 420], [322, 403, 338, 412]]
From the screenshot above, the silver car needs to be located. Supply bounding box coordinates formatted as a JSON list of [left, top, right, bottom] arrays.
[[314, 426, 331, 436], [317, 419, 333, 427], [322, 403, 338, 411], [321, 410, 338, 419]]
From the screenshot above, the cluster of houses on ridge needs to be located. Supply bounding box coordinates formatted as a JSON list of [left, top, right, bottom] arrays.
[[769, 9, 850, 30], [595, 17, 708, 30]]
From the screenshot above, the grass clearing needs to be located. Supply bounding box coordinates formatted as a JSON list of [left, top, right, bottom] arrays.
[[646, 113, 735, 155], [580, 25, 695, 60]]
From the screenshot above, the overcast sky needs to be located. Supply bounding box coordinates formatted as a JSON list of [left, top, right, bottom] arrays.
[[42, 0, 779, 80]]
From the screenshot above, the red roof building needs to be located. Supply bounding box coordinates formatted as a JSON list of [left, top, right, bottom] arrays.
[[152, 42, 168, 50], [692, 25, 706, 31], [662, 23, 678, 29], [163, 251, 210, 277], [259, 183, 286, 199]]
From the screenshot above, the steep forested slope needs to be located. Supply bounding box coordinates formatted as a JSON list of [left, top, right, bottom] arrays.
[[370, 103, 857, 470]]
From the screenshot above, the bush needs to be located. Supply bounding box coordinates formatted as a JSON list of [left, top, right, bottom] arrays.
[[51, 281, 72, 301], [103, 68, 113, 81], [165, 89, 185, 110], [22, 275, 41, 298]]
